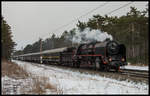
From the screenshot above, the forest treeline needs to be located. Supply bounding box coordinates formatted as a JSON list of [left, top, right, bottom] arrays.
[[2, 17, 16, 60], [14, 7, 148, 65]]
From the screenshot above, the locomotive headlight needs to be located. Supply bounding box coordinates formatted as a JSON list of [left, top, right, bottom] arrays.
[[121, 58, 125, 62], [109, 58, 112, 62]]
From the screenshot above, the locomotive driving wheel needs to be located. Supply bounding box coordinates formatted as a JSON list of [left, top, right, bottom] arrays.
[[95, 57, 102, 71], [72, 61, 76, 67], [74, 58, 80, 68], [115, 66, 120, 72], [76, 61, 80, 68]]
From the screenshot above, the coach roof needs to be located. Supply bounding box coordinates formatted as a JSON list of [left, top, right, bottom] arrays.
[[17, 47, 67, 57]]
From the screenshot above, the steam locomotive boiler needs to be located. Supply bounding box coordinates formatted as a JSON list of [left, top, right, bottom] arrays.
[[72, 39, 127, 71]]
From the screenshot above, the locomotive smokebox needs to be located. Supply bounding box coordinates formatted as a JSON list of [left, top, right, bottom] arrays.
[[106, 41, 119, 55]]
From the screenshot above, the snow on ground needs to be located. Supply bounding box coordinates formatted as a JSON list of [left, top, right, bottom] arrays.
[[120, 63, 149, 71], [12, 60, 148, 94], [2, 76, 33, 94]]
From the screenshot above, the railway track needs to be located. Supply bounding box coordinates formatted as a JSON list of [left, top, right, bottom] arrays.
[[119, 69, 149, 79]]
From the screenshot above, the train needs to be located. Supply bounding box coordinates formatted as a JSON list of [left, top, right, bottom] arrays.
[[13, 39, 127, 71]]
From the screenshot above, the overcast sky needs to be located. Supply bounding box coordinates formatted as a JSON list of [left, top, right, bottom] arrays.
[[2, 1, 148, 50]]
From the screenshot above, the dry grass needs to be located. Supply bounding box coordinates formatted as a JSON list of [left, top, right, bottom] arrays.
[[128, 62, 148, 66], [20, 76, 63, 94], [2, 59, 63, 94], [2, 59, 29, 79], [33, 76, 63, 94], [130, 63, 148, 66], [31, 76, 53, 94]]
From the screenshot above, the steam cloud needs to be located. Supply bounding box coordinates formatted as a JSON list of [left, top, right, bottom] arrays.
[[71, 28, 113, 43]]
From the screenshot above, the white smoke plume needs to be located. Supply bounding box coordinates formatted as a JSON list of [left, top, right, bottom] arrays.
[[72, 27, 113, 44]]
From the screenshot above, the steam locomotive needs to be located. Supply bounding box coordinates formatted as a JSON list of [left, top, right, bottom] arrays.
[[14, 39, 127, 71]]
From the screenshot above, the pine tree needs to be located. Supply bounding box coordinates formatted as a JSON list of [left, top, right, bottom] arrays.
[[2, 16, 16, 60]]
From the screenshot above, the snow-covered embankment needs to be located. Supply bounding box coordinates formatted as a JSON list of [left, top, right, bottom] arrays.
[[12, 60, 148, 94]]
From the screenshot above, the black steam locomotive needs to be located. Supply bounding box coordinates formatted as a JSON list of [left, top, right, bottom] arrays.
[[14, 39, 127, 72], [70, 39, 127, 71]]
